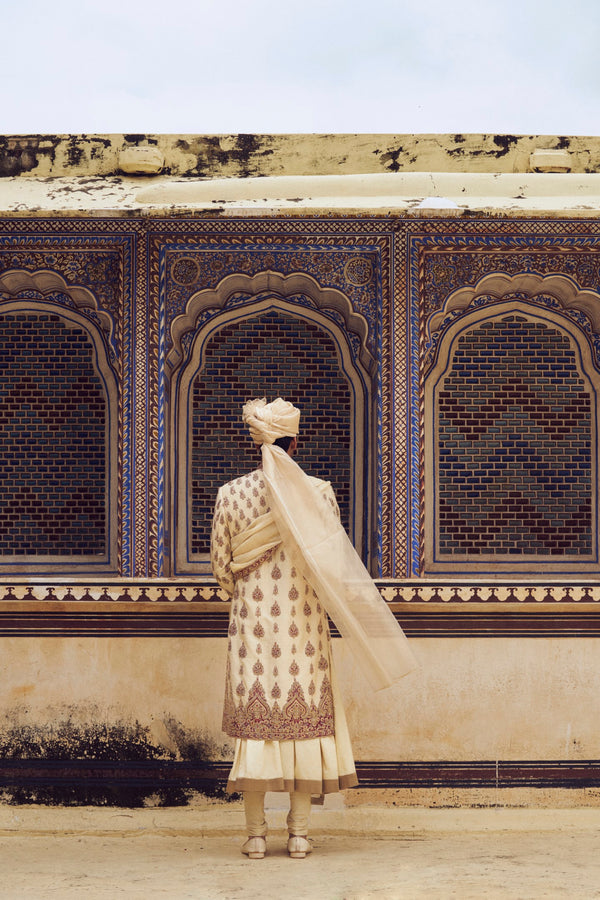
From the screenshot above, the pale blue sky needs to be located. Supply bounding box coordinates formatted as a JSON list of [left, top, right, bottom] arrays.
[[4, 0, 599, 134]]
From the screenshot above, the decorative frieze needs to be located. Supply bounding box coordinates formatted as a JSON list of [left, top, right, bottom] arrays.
[[1, 580, 600, 605]]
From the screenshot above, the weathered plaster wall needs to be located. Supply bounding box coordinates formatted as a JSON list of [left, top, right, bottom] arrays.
[[2, 133, 600, 179], [3, 637, 599, 766], [2, 637, 230, 761], [335, 641, 600, 762]]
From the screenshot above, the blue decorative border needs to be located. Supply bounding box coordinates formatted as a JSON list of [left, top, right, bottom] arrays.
[[408, 232, 423, 576], [120, 235, 134, 576], [374, 242, 385, 576], [156, 246, 168, 576]]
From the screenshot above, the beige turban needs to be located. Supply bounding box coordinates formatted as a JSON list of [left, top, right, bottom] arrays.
[[242, 397, 300, 445]]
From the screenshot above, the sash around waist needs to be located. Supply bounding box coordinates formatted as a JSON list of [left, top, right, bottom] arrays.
[[230, 511, 282, 575]]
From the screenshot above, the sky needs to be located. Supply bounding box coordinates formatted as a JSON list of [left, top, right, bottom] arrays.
[[4, 0, 599, 135]]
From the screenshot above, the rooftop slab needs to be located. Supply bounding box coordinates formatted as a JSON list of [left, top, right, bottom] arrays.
[[2, 134, 600, 216], [2, 171, 600, 216]]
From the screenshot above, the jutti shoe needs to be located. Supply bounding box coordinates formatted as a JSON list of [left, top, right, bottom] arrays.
[[241, 836, 266, 859], [287, 835, 312, 859]]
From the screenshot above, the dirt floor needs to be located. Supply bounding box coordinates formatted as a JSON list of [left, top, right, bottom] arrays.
[[0, 805, 599, 899]]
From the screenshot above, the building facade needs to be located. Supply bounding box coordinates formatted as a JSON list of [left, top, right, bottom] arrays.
[[2, 133, 600, 805]]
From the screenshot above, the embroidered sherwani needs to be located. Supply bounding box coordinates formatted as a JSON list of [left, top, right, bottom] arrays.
[[211, 467, 357, 794]]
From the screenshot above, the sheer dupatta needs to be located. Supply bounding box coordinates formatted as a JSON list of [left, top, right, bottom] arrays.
[[261, 444, 417, 692]]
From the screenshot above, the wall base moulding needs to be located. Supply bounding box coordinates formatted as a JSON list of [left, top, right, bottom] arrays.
[[1, 759, 599, 794]]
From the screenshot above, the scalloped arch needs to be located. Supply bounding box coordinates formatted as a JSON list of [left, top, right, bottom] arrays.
[[428, 273, 600, 338], [0, 269, 114, 337], [167, 270, 374, 375]]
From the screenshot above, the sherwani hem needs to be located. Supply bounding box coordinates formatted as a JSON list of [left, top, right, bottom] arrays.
[[226, 669, 357, 795], [227, 773, 359, 794]]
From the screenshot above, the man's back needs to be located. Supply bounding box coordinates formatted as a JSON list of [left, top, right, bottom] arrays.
[[218, 469, 336, 541]]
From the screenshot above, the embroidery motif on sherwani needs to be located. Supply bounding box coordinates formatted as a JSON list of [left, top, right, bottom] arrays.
[[223, 674, 335, 741], [215, 468, 336, 742], [234, 546, 277, 581]]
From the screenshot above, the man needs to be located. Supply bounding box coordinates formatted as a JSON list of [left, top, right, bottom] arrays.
[[211, 398, 415, 859]]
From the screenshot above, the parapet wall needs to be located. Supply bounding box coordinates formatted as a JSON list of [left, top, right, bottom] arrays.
[[2, 133, 600, 179]]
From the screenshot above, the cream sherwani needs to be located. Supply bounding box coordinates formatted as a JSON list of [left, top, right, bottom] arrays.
[[211, 467, 357, 794]]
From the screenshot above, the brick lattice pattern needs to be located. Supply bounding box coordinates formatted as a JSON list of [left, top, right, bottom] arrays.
[[437, 316, 593, 556], [0, 313, 107, 557], [190, 310, 352, 554]]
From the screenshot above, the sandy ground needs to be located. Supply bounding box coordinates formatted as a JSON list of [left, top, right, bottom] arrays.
[[0, 805, 599, 899]]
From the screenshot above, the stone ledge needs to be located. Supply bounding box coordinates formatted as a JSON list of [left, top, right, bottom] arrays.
[[1, 804, 600, 837]]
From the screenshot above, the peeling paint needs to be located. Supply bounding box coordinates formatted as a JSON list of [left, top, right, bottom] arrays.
[[231, 133, 275, 176], [123, 134, 158, 146], [1, 134, 599, 181], [0, 135, 113, 179], [492, 134, 520, 157], [66, 137, 85, 168], [380, 147, 404, 172]]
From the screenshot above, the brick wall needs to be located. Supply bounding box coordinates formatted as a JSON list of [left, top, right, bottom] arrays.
[[189, 310, 352, 554], [437, 315, 593, 557], [0, 313, 107, 557]]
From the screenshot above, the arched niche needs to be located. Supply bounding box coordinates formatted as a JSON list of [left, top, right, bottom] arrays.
[[424, 299, 600, 575], [166, 270, 375, 377], [424, 272, 600, 375], [0, 269, 115, 349], [168, 294, 374, 576], [0, 298, 119, 573]]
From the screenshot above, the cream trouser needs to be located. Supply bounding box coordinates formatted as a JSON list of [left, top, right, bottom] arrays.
[[244, 790, 312, 837]]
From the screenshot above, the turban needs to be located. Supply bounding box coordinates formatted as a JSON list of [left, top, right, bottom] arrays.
[[242, 397, 300, 445]]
